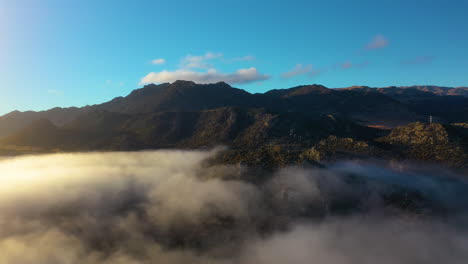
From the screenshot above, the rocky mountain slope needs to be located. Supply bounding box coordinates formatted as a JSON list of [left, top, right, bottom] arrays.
[[0, 81, 467, 169], [3, 82, 468, 136]]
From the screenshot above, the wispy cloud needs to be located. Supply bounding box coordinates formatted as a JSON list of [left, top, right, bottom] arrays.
[[338, 60, 370, 70], [281, 64, 319, 78], [140, 67, 270, 85], [341, 61, 353, 69], [402, 56, 435, 65], [151, 58, 166, 65], [181, 52, 223, 69], [365, 34, 389, 50]]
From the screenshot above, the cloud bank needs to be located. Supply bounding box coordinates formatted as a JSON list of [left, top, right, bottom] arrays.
[[141, 52, 267, 85], [140, 67, 270, 85], [0, 151, 467, 263]]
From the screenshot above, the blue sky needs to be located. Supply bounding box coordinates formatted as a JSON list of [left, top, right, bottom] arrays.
[[0, 0, 467, 115]]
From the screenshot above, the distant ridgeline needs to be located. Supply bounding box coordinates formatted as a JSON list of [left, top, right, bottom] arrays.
[[0, 81, 467, 169]]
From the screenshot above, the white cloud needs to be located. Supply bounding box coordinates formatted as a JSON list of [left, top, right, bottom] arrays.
[[180, 52, 223, 69], [151, 58, 166, 65], [366, 34, 389, 50], [0, 151, 467, 263], [140, 67, 270, 85], [141, 52, 266, 85], [281, 64, 319, 78]]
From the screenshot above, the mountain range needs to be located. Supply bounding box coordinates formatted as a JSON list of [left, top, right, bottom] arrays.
[[1, 81, 467, 169]]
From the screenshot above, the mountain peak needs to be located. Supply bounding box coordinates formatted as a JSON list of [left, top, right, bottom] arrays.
[[169, 80, 233, 89], [127, 83, 170, 97], [172, 80, 196, 86], [284, 84, 331, 97], [344, 86, 371, 90], [213, 81, 231, 87]]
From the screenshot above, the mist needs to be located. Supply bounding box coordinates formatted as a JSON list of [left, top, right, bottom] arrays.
[[0, 150, 467, 263]]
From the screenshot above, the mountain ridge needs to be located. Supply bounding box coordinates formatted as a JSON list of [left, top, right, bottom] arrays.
[[1, 81, 467, 169], [1, 81, 467, 138]]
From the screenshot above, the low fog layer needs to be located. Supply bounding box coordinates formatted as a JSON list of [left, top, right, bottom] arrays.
[[0, 150, 467, 263]]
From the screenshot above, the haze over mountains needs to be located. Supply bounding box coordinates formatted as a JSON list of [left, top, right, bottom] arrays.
[[2, 150, 468, 264], [1, 81, 467, 169]]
